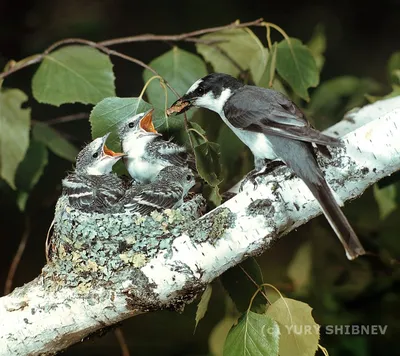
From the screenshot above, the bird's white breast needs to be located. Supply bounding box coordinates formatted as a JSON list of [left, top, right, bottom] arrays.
[[123, 135, 163, 183], [219, 111, 277, 161]]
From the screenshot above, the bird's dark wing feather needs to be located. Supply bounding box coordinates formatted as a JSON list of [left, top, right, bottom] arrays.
[[123, 184, 182, 215], [224, 86, 342, 147], [62, 174, 95, 211], [151, 140, 196, 169], [63, 174, 127, 213]]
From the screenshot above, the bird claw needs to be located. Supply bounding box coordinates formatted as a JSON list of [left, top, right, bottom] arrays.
[[239, 171, 259, 192], [239, 161, 285, 193]]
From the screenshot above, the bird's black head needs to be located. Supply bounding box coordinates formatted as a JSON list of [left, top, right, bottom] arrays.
[[167, 73, 243, 116]]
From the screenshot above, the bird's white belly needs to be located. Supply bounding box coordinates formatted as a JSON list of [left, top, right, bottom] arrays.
[[219, 113, 277, 160], [126, 157, 163, 183]]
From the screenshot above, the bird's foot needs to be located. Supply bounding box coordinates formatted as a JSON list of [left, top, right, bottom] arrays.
[[239, 160, 285, 192]]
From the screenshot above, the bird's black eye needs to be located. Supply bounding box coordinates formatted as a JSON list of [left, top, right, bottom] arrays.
[[128, 122, 134, 128], [186, 174, 193, 181], [92, 152, 99, 158], [197, 87, 204, 94]]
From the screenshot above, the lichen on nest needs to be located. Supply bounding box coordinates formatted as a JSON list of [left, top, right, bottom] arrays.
[[43, 194, 206, 290]]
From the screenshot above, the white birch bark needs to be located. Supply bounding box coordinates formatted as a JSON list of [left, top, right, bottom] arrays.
[[1, 96, 399, 356]]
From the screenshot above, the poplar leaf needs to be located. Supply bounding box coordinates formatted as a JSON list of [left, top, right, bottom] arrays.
[[32, 45, 115, 106]]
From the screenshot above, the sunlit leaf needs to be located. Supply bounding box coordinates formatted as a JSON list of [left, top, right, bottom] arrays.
[[15, 140, 48, 211], [287, 242, 312, 296], [259, 45, 278, 89], [265, 297, 319, 356], [373, 184, 397, 220], [196, 28, 267, 84], [220, 257, 266, 313], [209, 316, 237, 356], [32, 45, 115, 106], [194, 284, 212, 332], [388, 51, 400, 85], [0, 88, 30, 189], [32, 122, 78, 162], [223, 311, 280, 356], [143, 47, 207, 120], [307, 24, 326, 71], [276, 38, 319, 101]]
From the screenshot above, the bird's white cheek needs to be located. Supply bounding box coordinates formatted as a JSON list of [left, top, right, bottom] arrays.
[[88, 157, 118, 175]]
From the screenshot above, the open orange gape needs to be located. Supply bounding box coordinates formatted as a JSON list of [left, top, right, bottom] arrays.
[[103, 145, 125, 157], [139, 109, 159, 134]]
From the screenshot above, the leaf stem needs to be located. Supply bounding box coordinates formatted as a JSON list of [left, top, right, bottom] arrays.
[[261, 22, 291, 42], [187, 128, 208, 142]]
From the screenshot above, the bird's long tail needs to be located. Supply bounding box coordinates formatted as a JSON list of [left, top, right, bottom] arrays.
[[306, 176, 365, 259], [285, 149, 366, 260], [296, 163, 365, 260]]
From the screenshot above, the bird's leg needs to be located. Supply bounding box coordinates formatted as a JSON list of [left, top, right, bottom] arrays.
[[239, 159, 285, 192]]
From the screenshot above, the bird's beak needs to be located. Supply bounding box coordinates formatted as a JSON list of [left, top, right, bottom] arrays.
[[103, 145, 126, 158], [167, 95, 193, 116], [101, 132, 126, 159], [139, 109, 161, 136]]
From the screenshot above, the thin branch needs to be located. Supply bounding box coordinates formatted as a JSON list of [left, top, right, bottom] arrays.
[[45, 112, 89, 125], [4, 216, 31, 295], [238, 265, 271, 305], [114, 328, 130, 356], [99, 18, 264, 47]]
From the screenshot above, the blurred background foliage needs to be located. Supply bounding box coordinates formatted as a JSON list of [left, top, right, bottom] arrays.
[[0, 0, 399, 355]]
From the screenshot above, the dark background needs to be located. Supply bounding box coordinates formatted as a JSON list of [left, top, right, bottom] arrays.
[[1, 0, 399, 355]]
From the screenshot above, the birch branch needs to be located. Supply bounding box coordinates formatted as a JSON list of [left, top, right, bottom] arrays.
[[1, 96, 400, 356]]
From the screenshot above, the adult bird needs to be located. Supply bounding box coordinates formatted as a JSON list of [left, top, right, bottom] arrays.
[[120, 166, 196, 215], [62, 133, 127, 213], [167, 72, 365, 260], [118, 109, 196, 184]]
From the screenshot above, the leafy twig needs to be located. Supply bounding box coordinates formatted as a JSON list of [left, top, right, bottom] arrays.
[[99, 18, 264, 47], [45, 112, 89, 125], [238, 265, 271, 305], [4, 216, 31, 295]]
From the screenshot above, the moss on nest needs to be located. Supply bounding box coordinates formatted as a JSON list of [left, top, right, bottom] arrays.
[[43, 194, 206, 291]]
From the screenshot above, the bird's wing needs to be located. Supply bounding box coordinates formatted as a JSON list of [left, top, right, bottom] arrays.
[[124, 184, 182, 215], [224, 86, 342, 147], [62, 174, 95, 211], [92, 174, 127, 206], [151, 140, 193, 167]]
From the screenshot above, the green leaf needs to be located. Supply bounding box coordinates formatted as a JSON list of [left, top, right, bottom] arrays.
[[276, 38, 319, 101], [194, 284, 212, 332], [0, 89, 30, 189], [220, 257, 266, 313], [32, 45, 115, 106], [90, 97, 154, 152], [373, 184, 397, 220], [223, 311, 280, 356], [265, 297, 319, 356], [32, 122, 78, 162], [307, 24, 326, 71], [143, 47, 207, 121], [196, 28, 267, 84], [287, 242, 312, 296], [388, 51, 400, 85], [188, 121, 222, 187], [15, 140, 48, 211], [209, 316, 237, 356], [259, 44, 278, 89], [309, 76, 382, 127], [193, 142, 222, 187]]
